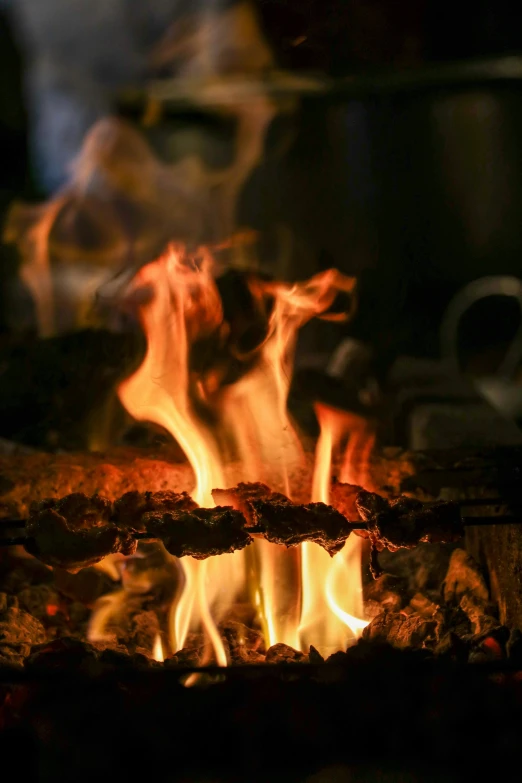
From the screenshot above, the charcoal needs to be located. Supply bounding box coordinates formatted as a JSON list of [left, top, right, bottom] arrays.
[[343, 638, 434, 665], [435, 606, 472, 640], [468, 648, 492, 664], [363, 574, 405, 612], [467, 630, 508, 663], [126, 610, 160, 653], [378, 543, 456, 595], [309, 645, 325, 664], [0, 557, 54, 594], [365, 599, 388, 620], [459, 593, 499, 636], [470, 633, 508, 661], [507, 629, 522, 662], [25, 637, 99, 672], [0, 602, 46, 667], [0, 592, 17, 613], [99, 596, 152, 648], [52, 566, 118, 605], [362, 611, 438, 649], [230, 647, 266, 664], [434, 632, 470, 663], [219, 620, 265, 661], [443, 549, 489, 606], [16, 583, 64, 623], [409, 593, 439, 619], [165, 647, 204, 668], [98, 648, 154, 668], [265, 643, 307, 663], [324, 650, 350, 665]]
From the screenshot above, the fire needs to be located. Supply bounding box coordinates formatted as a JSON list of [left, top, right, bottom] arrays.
[[116, 244, 368, 661], [152, 634, 165, 663], [299, 404, 370, 655]]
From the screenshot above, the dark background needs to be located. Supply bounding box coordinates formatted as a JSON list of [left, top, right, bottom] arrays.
[[1, 0, 522, 369]]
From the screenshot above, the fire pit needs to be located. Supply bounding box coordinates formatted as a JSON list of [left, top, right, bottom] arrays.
[[0, 240, 521, 781], [1, 20, 522, 777]]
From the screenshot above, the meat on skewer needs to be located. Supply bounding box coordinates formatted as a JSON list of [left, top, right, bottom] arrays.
[[113, 490, 198, 532], [212, 482, 351, 554], [211, 481, 291, 525], [26, 493, 137, 572], [252, 501, 353, 555], [142, 507, 253, 559], [13, 484, 465, 572], [330, 479, 365, 532], [355, 489, 464, 552]]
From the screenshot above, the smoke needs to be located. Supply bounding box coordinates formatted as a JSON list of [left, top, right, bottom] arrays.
[[3, 1, 282, 337]]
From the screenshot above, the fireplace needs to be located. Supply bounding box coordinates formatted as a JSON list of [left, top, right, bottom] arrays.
[[1, 2, 522, 781]]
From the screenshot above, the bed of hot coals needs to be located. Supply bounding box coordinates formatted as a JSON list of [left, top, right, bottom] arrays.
[[1, 536, 520, 673]]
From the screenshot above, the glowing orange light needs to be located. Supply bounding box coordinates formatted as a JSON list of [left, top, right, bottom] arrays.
[[117, 244, 366, 660]]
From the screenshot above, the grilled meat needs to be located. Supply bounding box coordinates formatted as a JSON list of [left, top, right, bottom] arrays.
[[355, 490, 463, 552], [211, 482, 291, 526], [113, 490, 197, 532], [26, 493, 136, 572], [142, 507, 253, 559]]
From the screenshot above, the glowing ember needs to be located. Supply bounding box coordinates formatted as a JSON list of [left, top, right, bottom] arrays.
[[116, 244, 367, 661]]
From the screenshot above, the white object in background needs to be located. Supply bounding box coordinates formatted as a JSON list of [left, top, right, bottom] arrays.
[[440, 275, 522, 421]]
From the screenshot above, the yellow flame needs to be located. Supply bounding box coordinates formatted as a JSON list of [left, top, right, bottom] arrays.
[[118, 248, 225, 507], [299, 404, 369, 656], [87, 589, 126, 643], [93, 554, 123, 581], [117, 245, 362, 661], [152, 633, 165, 663]]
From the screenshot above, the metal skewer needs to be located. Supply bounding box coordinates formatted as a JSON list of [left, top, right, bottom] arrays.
[[0, 515, 519, 549], [0, 496, 513, 531]]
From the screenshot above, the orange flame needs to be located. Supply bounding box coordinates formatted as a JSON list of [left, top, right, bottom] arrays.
[[117, 245, 365, 661], [299, 404, 369, 656], [152, 633, 165, 663]]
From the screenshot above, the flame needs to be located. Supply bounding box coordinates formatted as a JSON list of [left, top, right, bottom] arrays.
[[299, 404, 369, 656], [118, 247, 225, 508], [117, 244, 365, 661], [88, 589, 126, 643], [152, 634, 165, 663]]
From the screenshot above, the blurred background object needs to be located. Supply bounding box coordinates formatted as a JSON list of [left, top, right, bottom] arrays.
[[0, 0, 521, 445]]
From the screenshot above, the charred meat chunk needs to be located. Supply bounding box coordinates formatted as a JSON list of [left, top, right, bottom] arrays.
[[30, 492, 113, 526], [143, 507, 253, 559], [355, 490, 463, 552], [25, 492, 136, 572], [330, 479, 365, 534], [212, 482, 291, 526], [253, 500, 352, 555], [113, 490, 197, 532]]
